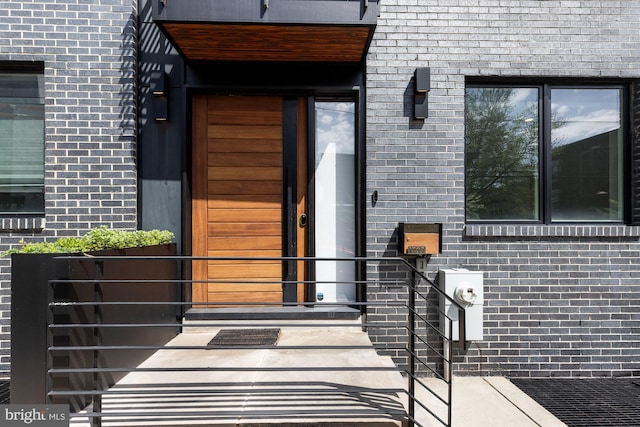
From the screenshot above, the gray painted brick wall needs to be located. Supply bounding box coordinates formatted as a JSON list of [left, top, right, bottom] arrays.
[[0, 0, 137, 375], [366, 0, 640, 377]]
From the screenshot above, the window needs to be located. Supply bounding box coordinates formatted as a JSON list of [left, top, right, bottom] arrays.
[[465, 83, 626, 223], [0, 70, 45, 215]]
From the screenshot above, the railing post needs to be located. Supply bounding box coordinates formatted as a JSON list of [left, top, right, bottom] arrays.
[[92, 260, 104, 427], [447, 318, 453, 426], [408, 269, 416, 427], [45, 275, 55, 405]]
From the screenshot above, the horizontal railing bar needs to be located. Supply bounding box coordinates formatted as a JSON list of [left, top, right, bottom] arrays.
[[417, 317, 450, 338], [410, 309, 444, 331], [51, 387, 408, 397], [407, 328, 448, 361], [410, 314, 456, 338], [404, 298, 452, 323], [69, 416, 408, 423], [406, 396, 446, 427], [49, 301, 347, 306], [406, 392, 448, 427], [408, 328, 447, 361], [48, 322, 410, 330], [49, 323, 178, 329], [49, 366, 401, 374], [48, 279, 404, 285], [404, 347, 443, 379], [405, 372, 449, 404], [52, 255, 410, 262], [49, 344, 407, 351], [49, 322, 363, 329], [68, 409, 408, 419], [410, 311, 457, 340], [48, 300, 407, 307], [404, 413, 428, 427]]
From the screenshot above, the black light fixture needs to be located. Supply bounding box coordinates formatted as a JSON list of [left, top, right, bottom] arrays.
[[153, 96, 168, 122], [150, 71, 168, 121], [414, 67, 430, 120], [150, 71, 167, 96]]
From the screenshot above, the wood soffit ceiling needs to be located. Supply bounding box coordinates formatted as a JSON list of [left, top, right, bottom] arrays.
[[161, 23, 373, 62]]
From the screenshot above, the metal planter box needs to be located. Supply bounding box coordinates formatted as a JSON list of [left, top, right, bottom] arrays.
[[10, 244, 179, 409]]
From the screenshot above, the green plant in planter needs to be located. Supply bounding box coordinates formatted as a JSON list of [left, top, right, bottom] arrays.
[[2, 226, 174, 255]]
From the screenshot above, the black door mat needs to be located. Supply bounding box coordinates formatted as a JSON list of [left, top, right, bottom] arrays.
[[207, 328, 281, 347], [511, 378, 640, 427]]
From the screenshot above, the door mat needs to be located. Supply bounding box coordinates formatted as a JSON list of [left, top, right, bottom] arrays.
[[207, 328, 281, 347]]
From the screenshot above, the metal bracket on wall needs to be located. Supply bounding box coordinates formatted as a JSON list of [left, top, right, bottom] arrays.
[[415, 256, 429, 272]]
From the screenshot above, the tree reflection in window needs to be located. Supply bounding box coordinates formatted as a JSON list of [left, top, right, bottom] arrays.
[[465, 87, 540, 221]]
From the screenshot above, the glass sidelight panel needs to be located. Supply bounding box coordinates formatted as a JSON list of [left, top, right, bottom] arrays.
[[313, 101, 356, 303]]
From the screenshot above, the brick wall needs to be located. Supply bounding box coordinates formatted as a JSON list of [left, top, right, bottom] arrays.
[[366, 0, 640, 377], [0, 0, 137, 375]]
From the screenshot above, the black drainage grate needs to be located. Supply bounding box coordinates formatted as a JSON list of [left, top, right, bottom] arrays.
[[208, 328, 281, 347], [511, 378, 640, 427], [0, 381, 9, 404]]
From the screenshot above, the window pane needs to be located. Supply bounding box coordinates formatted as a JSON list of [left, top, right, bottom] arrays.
[[550, 88, 623, 221], [0, 73, 44, 214], [465, 87, 540, 221]]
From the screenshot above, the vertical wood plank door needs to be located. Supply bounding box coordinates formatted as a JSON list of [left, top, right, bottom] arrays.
[[192, 95, 284, 305]]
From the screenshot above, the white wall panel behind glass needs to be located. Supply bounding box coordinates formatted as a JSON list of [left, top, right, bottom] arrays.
[[314, 101, 356, 303]]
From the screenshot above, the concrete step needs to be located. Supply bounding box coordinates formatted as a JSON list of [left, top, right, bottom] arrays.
[[70, 320, 410, 426]]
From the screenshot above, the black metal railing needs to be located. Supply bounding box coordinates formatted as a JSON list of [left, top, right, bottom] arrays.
[[44, 255, 466, 427]]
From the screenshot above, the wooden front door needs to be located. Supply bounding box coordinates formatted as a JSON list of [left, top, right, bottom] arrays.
[[191, 95, 307, 306]]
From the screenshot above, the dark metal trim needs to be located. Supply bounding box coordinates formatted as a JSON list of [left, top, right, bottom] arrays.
[[356, 83, 367, 310], [542, 84, 552, 223], [283, 98, 299, 302], [623, 83, 634, 225], [306, 96, 317, 303], [186, 62, 364, 93], [153, 0, 379, 26]]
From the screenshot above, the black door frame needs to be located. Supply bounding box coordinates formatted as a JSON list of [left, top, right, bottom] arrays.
[[282, 97, 299, 302]]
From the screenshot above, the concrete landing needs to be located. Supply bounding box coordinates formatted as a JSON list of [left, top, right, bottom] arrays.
[[68, 320, 568, 427], [70, 320, 409, 426], [415, 376, 568, 427]]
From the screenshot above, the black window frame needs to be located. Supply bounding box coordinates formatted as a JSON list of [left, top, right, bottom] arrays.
[[465, 79, 631, 225]]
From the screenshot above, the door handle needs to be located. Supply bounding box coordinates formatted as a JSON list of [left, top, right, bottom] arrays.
[[299, 213, 308, 227]]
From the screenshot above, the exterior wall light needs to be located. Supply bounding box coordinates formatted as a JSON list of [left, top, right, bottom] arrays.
[[414, 67, 430, 119], [150, 71, 168, 121]]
